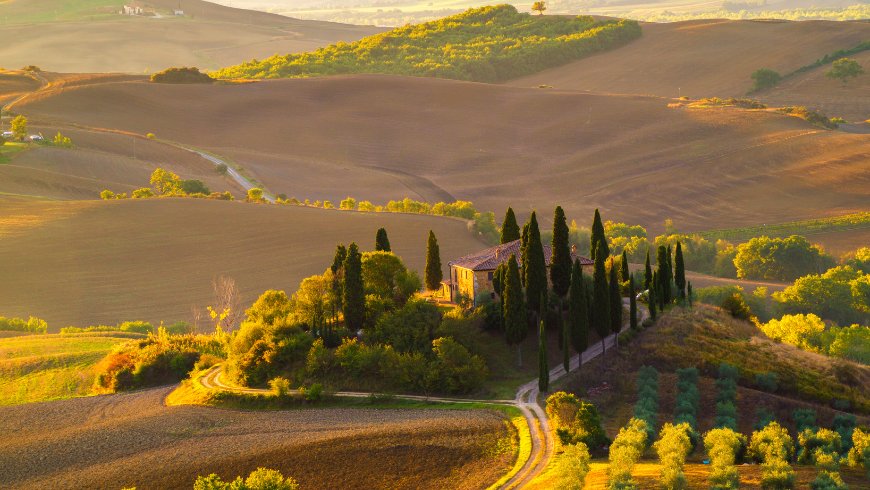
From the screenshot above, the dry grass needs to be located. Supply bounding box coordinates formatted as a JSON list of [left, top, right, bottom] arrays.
[[0, 196, 488, 330], [16, 74, 870, 243]]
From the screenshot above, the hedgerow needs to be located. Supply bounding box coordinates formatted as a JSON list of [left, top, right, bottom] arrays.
[[151, 66, 215, 84], [633, 365, 659, 446], [606, 418, 648, 489], [215, 5, 642, 83], [673, 367, 701, 450], [0, 316, 47, 333], [714, 363, 739, 431]]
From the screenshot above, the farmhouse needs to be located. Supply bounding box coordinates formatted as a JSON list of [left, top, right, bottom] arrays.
[[123, 3, 143, 14], [446, 239, 593, 305], [173, 9, 184, 15]]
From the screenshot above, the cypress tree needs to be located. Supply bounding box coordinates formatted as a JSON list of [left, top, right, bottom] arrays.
[[425, 230, 442, 292], [331, 243, 347, 275], [375, 228, 391, 252], [563, 319, 570, 374], [687, 281, 694, 307], [525, 211, 548, 319], [609, 258, 622, 338], [656, 245, 672, 305], [501, 207, 521, 244], [551, 206, 572, 353], [657, 274, 665, 311], [648, 278, 657, 320], [590, 208, 609, 262], [592, 242, 610, 357], [569, 259, 589, 368], [629, 275, 638, 331], [538, 292, 549, 393], [493, 263, 506, 331], [504, 254, 527, 367], [644, 249, 652, 291], [343, 242, 365, 332], [330, 243, 347, 321], [520, 223, 530, 287], [620, 249, 629, 284], [674, 241, 686, 300]]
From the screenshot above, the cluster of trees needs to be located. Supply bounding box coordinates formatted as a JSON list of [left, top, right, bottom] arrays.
[[761, 313, 870, 364], [772, 266, 870, 327], [0, 316, 47, 333], [545, 391, 609, 448], [694, 213, 870, 243], [59, 320, 195, 336], [626, 4, 870, 23], [215, 5, 641, 83], [750, 38, 870, 93], [605, 417, 648, 488], [776, 106, 839, 129], [101, 168, 234, 201], [150, 66, 215, 84], [193, 468, 298, 490]]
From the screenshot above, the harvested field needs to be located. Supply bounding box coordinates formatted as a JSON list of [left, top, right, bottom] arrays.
[[16, 74, 870, 239], [0, 386, 511, 490], [628, 263, 791, 294], [0, 196, 488, 330], [506, 20, 870, 101], [0, 72, 41, 107], [0, 15, 386, 74]]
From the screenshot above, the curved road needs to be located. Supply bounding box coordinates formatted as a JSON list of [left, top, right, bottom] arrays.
[[200, 299, 646, 489]]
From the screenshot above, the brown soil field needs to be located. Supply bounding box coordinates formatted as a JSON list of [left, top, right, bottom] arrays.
[[0, 386, 511, 490], [0, 16, 386, 73], [0, 196, 488, 330], [16, 74, 870, 241], [0, 72, 41, 107], [507, 20, 870, 99]]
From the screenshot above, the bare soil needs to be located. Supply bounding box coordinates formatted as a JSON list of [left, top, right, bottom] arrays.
[[0, 386, 511, 490]]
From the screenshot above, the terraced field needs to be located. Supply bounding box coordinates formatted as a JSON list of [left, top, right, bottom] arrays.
[[0, 386, 511, 490]]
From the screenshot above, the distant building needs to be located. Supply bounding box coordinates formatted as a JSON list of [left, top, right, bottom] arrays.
[[446, 239, 593, 305], [173, 9, 184, 15], [123, 3, 143, 15]]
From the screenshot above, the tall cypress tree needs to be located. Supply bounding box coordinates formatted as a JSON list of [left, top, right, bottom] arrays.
[[644, 249, 652, 291], [656, 245, 672, 305], [620, 249, 630, 284], [375, 228, 391, 252], [674, 241, 686, 300], [609, 258, 622, 338], [629, 275, 638, 330], [648, 277, 657, 320], [425, 230, 442, 292], [493, 263, 506, 331], [520, 223, 530, 287], [687, 281, 694, 307], [501, 207, 521, 244], [551, 206, 572, 353], [504, 254, 527, 367], [592, 242, 610, 357], [569, 259, 589, 371], [330, 243, 347, 321], [525, 211, 548, 319], [343, 242, 365, 332], [590, 208, 609, 262], [538, 292, 549, 393]]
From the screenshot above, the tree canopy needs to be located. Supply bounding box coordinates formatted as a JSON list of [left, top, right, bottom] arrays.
[[501, 207, 521, 244], [826, 58, 865, 86]]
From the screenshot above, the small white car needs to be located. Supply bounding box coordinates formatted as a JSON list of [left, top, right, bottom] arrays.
[[1, 131, 13, 139], [26, 135, 43, 142]]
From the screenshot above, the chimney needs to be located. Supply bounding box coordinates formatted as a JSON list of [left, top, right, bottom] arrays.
[[571, 244, 577, 254], [495, 248, 500, 260]]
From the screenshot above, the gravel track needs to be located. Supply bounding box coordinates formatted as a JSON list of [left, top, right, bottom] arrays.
[[0, 386, 507, 490]]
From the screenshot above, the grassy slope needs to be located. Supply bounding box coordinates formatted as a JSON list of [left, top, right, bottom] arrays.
[[0, 332, 139, 404], [16, 75, 870, 241], [506, 20, 870, 101], [0, 196, 488, 330]]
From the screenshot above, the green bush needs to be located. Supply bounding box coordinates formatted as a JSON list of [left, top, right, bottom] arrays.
[[654, 422, 693, 490], [832, 414, 856, 452], [606, 418, 648, 489], [793, 409, 818, 434], [269, 376, 292, 397], [847, 428, 870, 477], [750, 422, 797, 489], [0, 316, 47, 333], [673, 367, 700, 450], [755, 408, 777, 431], [750, 68, 782, 91], [721, 294, 753, 321], [180, 179, 211, 195], [554, 442, 591, 490], [757, 372, 779, 392], [797, 428, 842, 465], [704, 427, 746, 490], [151, 66, 214, 84], [193, 468, 298, 490], [634, 365, 659, 446], [777, 106, 838, 130], [715, 363, 739, 431], [216, 5, 642, 83], [546, 391, 610, 449]]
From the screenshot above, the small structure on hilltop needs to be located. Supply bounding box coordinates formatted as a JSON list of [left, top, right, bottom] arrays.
[[123, 3, 143, 14], [447, 239, 592, 305], [173, 9, 184, 15]]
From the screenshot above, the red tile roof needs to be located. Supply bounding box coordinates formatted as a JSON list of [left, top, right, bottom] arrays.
[[448, 239, 593, 272]]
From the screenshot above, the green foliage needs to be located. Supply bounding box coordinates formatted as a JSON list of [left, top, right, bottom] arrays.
[[425, 230, 442, 291], [215, 163, 228, 176], [721, 294, 753, 321], [693, 213, 870, 243], [772, 267, 869, 327], [0, 316, 47, 333], [794, 409, 819, 435], [695, 285, 768, 320], [525, 212, 548, 315], [132, 188, 155, 199], [193, 468, 298, 490], [592, 242, 611, 345], [654, 422, 693, 490], [606, 418, 648, 489], [704, 427, 745, 490], [216, 6, 641, 83], [777, 106, 838, 129], [826, 58, 865, 85], [591, 209, 608, 261], [179, 179, 211, 195], [673, 367, 700, 450], [10, 115, 26, 141], [546, 391, 609, 449], [151, 66, 214, 84], [539, 293, 549, 392], [551, 206, 573, 298], [53, 132, 72, 148], [847, 428, 870, 475], [609, 258, 622, 337], [629, 276, 638, 331], [735, 236, 834, 281], [844, 248, 870, 275], [798, 428, 842, 465], [361, 251, 413, 301], [832, 414, 856, 453], [368, 298, 440, 354], [714, 363, 739, 431], [674, 241, 686, 299], [373, 227, 390, 252], [634, 365, 659, 446], [751, 68, 782, 91], [755, 408, 777, 431], [569, 258, 590, 356], [657, 245, 673, 305], [343, 242, 365, 331], [501, 207, 521, 244], [340, 196, 357, 210], [750, 422, 797, 490], [428, 336, 488, 393], [555, 442, 591, 490], [756, 372, 779, 392]]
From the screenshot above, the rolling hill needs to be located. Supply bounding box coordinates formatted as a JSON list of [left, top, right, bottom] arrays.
[[0, 196, 488, 330], [15, 73, 870, 242], [506, 19, 870, 113]]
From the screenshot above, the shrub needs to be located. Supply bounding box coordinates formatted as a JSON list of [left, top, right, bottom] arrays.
[[147, 133, 156, 140], [0, 316, 47, 333], [132, 188, 155, 198], [300, 382, 323, 402], [750, 422, 797, 489], [798, 428, 842, 464], [777, 106, 838, 129], [546, 391, 609, 449], [180, 180, 211, 195], [757, 372, 779, 392], [53, 132, 72, 148], [426, 337, 488, 393], [848, 428, 870, 476], [654, 422, 693, 490], [269, 377, 292, 397], [606, 418, 648, 489], [340, 197, 357, 210], [554, 442, 591, 490], [721, 294, 753, 320], [193, 468, 298, 490], [832, 414, 856, 452], [793, 409, 818, 434], [634, 365, 659, 446], [750, 68, 782, 91], [704, 427, 745, 490], [755, 408, 777, 431], [715, 363, 739, 431], [674, 367, 700, 450], [215, 163, 228, 175], [151, 66, 214, 84]]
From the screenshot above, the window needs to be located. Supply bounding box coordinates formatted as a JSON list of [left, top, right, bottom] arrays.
[[488, 272, 493, 281], [491, 292, 496, 300]]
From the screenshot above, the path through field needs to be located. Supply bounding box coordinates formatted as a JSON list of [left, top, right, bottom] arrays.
[[192, 150, 274, 203], [201, 298, 647, 489]]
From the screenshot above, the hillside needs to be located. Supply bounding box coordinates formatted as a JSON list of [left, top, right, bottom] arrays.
[[0, 196, 487, 330], [506, 19, 870, 114], [15, 73, 870, 240]]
